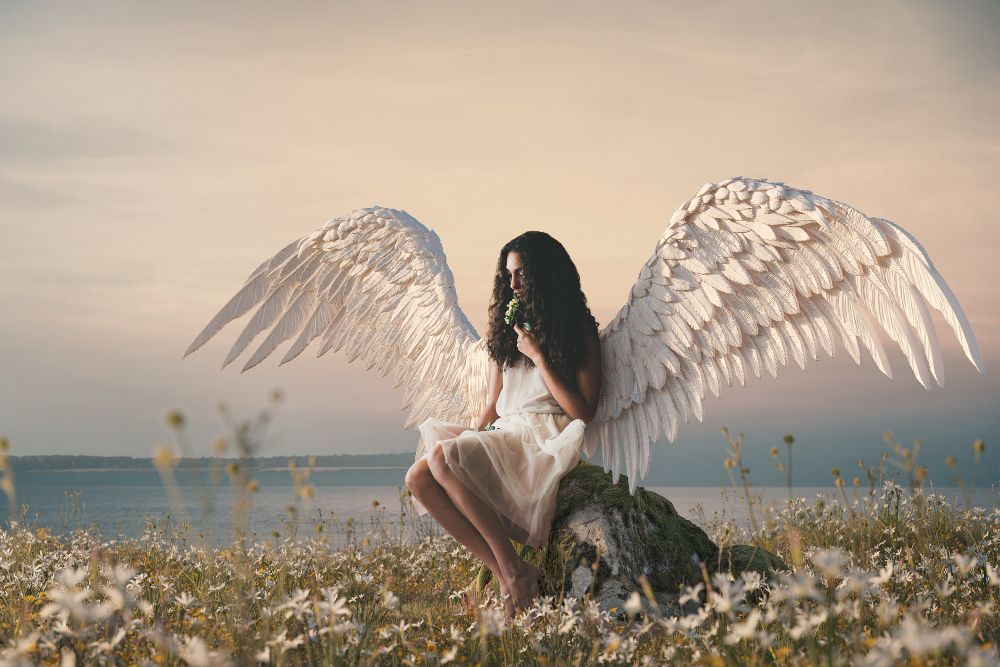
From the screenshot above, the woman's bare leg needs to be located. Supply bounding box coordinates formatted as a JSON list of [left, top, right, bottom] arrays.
[[426, 444, 539, 610], [501, 516, 532, 546], [405, 458, 515, 616]]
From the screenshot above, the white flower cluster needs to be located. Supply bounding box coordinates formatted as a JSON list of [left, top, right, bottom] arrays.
[[504, 296, 531, 330]]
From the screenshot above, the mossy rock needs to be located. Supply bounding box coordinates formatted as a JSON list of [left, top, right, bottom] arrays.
[[474, 460, 787, 614], [715, 543, 789, 580]]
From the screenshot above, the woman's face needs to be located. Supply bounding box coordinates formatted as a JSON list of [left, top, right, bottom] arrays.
[[505, 251, 525, 298]]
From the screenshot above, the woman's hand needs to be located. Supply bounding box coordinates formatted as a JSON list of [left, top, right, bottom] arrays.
[[513, 324, 543, 365]]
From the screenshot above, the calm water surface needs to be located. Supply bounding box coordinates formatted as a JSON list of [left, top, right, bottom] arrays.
[[5, 469, 998, 549]]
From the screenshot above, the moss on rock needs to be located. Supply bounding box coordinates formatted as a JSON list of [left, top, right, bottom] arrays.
[[715, 543, 789, 579]]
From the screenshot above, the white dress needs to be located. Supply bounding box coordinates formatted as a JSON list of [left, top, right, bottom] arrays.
[[412, 359, 587, 547]]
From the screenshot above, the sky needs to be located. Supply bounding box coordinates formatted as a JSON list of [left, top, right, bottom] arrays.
[[1, 0, 998, 487]]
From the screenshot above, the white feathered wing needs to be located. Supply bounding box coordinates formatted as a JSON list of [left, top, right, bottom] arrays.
[[585, 177, 985, 492], [183, 206, 490, 430]]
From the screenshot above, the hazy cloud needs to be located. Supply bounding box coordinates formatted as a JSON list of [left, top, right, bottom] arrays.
[[0, 118, 160, 163]]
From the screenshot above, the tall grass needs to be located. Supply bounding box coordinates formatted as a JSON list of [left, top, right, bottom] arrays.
[[0, 397, 997, 666]]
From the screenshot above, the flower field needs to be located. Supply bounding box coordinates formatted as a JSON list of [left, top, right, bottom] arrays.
[[0, 407, 997, 665]]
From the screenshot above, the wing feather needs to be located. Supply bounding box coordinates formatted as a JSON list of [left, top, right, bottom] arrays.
[[222, 279, 294, 369], [280, 300, 334, 365], [242, 289, 318, 372]]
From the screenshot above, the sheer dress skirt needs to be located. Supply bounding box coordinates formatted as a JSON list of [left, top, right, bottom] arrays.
[[411, 412, 586, 548]]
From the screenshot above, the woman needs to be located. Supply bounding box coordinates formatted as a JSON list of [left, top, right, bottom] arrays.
[[404, 231, 602, 616]]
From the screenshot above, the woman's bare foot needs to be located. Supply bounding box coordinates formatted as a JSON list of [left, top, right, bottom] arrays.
[[508, 560, 540, 611]]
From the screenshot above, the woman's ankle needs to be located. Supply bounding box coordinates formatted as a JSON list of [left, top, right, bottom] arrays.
[[498, 557, 528, 583]]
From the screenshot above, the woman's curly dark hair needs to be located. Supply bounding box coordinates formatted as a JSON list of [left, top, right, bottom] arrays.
[[486, 231, 599, 375]]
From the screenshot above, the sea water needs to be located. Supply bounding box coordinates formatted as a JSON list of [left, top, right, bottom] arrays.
[[4, 468, 997, 549]]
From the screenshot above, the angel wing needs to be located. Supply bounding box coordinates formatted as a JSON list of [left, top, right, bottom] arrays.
[[183, 206, 490, 431], [586, 177, 985, 492]]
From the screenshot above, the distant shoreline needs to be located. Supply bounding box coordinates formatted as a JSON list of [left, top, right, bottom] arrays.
[[7, 453, 416, 472], [15, 466, 411, 474]]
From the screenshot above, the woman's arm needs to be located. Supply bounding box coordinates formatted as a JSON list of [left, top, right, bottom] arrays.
[[516, 323, 602, 423], [473, 359, 503, 430]]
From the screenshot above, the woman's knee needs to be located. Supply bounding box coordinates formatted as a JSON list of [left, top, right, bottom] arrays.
[[427, 442, 448, 476], [405, 458, 433, 494]]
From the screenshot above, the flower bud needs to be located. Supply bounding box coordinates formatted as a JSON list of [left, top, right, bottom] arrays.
[[166, 410, 185, 430]]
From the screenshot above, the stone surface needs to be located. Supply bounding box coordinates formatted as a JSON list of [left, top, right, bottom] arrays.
[[474, 460, 789, 615]]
